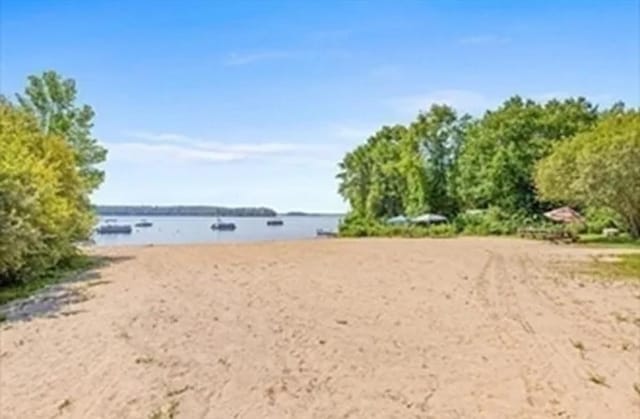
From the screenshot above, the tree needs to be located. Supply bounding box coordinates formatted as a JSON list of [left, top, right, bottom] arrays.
[[407, 104, 468, 215], [536, 111, 640, 237], [0, 101, 92, 284], [337, 144, 373, 218], [454, 96, 598, 213], [16, 71, 107, 192], [337, 125, 408, 219]]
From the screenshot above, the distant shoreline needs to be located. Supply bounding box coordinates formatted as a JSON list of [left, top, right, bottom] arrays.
[[95, 205, 343, 218]]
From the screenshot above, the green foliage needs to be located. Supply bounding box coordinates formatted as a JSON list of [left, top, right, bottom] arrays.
[[336, 95, 639, 239], [578, 234, 640, 248], [453, 207, 532, 236], [16, 71, 107, 192], [406, 105, 468, 215], [1, 72, 102, 290], [0, 254, 96, 306], [536, 111, 640, 237], [337, 125, 408, 219], [0, 102, 94, 285], [454, 96, 598, 213], [338, 214, 456, 238], [584, 207, 623, 235], [337, 105, 465, 219], [588, 254, 640, 281]]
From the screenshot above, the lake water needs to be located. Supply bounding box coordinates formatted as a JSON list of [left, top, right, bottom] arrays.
[[92, 215, 342, 246]]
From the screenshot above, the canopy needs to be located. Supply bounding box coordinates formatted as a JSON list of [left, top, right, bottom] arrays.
[[543, 206, 584, 224], [412, 213, 448, 224], [386, 215, 410, 225]]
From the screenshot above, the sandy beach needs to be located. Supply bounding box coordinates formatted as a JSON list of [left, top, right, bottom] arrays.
[[1, 237, 639, 418]]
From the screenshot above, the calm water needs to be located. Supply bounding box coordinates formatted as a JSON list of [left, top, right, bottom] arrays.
[[92, 216, 341, 246]]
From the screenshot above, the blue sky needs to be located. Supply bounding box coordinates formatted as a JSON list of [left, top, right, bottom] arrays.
[[2, 1, 638, 212]]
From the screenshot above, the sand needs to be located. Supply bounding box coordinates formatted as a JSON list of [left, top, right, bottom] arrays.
[[1, 237, 639, 418]]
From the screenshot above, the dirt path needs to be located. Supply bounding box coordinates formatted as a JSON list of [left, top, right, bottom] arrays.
[[1, 238, 638, 418]]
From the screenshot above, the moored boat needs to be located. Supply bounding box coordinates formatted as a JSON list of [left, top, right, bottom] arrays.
[[96, 224, 133, 234], [316, 228, 337, 238], [266, 219, 284, 226], [211, 218, 236, 231], [135, 220, 153, 228]]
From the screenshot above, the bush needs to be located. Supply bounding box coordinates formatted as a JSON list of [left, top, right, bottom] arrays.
[[0, 103, 93, 285], [339, 214, 456, 238], [584, 207, 622, 234], [454, 207, 525, 236]]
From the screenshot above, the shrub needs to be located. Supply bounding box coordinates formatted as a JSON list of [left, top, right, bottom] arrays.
[[454, 207, 523, 236], [339, 213, 457, 238], [0, 103, 93, 285], [584, 207, 622, 235]]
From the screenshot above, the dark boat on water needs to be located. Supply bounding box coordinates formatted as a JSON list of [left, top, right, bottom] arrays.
[[266, 219, 284, 226], [211, 218, 236, 231], [96, 224, 133, 234], [316, 228, 337, 238], [135, 220, 153, 228]]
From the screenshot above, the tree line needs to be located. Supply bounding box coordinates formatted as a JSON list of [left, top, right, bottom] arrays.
[[0, 71, 106, 285], [96, 205, 277, 217], [337, 97, 639, 238]]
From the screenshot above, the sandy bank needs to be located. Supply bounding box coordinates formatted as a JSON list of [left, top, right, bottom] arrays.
[[1, 238, 639, 418]]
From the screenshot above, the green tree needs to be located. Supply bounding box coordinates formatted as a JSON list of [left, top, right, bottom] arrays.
[[454, 96, 598, 213], [408, 104, 469, 215], [0, 101, 92, 284], [16, 71, 107, 192], [337, 144, 372, 218], [337, 126, 408, 219], [536, 111, 640, 237]]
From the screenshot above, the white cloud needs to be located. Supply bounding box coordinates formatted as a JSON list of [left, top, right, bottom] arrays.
[[106, 131, 329, 164], [223, 51, 291, 66], [459, 35, 510, 45], [106, 142, 243, 163], [390, 89, 493, 115]]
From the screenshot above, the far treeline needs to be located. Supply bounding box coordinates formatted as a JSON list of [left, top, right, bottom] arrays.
[[1, 71, 106, 287], [337, 97, 639, 238], [96, 205, 277, 217]]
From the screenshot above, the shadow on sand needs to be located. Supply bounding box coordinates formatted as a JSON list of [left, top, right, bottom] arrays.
[[0, 255, 135, 323]]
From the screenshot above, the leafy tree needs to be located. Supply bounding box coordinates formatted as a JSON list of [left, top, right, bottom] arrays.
[[536, 111, 640, 237], [0, 101, 92, 284], [408, 104, 468, 215], [16, 71, 107, 192], [337, 126, 407, 219], [337, 144, 373, 218], [454, 96, 598, 213]]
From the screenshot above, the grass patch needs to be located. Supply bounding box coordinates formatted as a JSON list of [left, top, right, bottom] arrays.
[[578, 234, 640, 249], [589, 254, 640, 281], [0, 254, 98, 306]]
